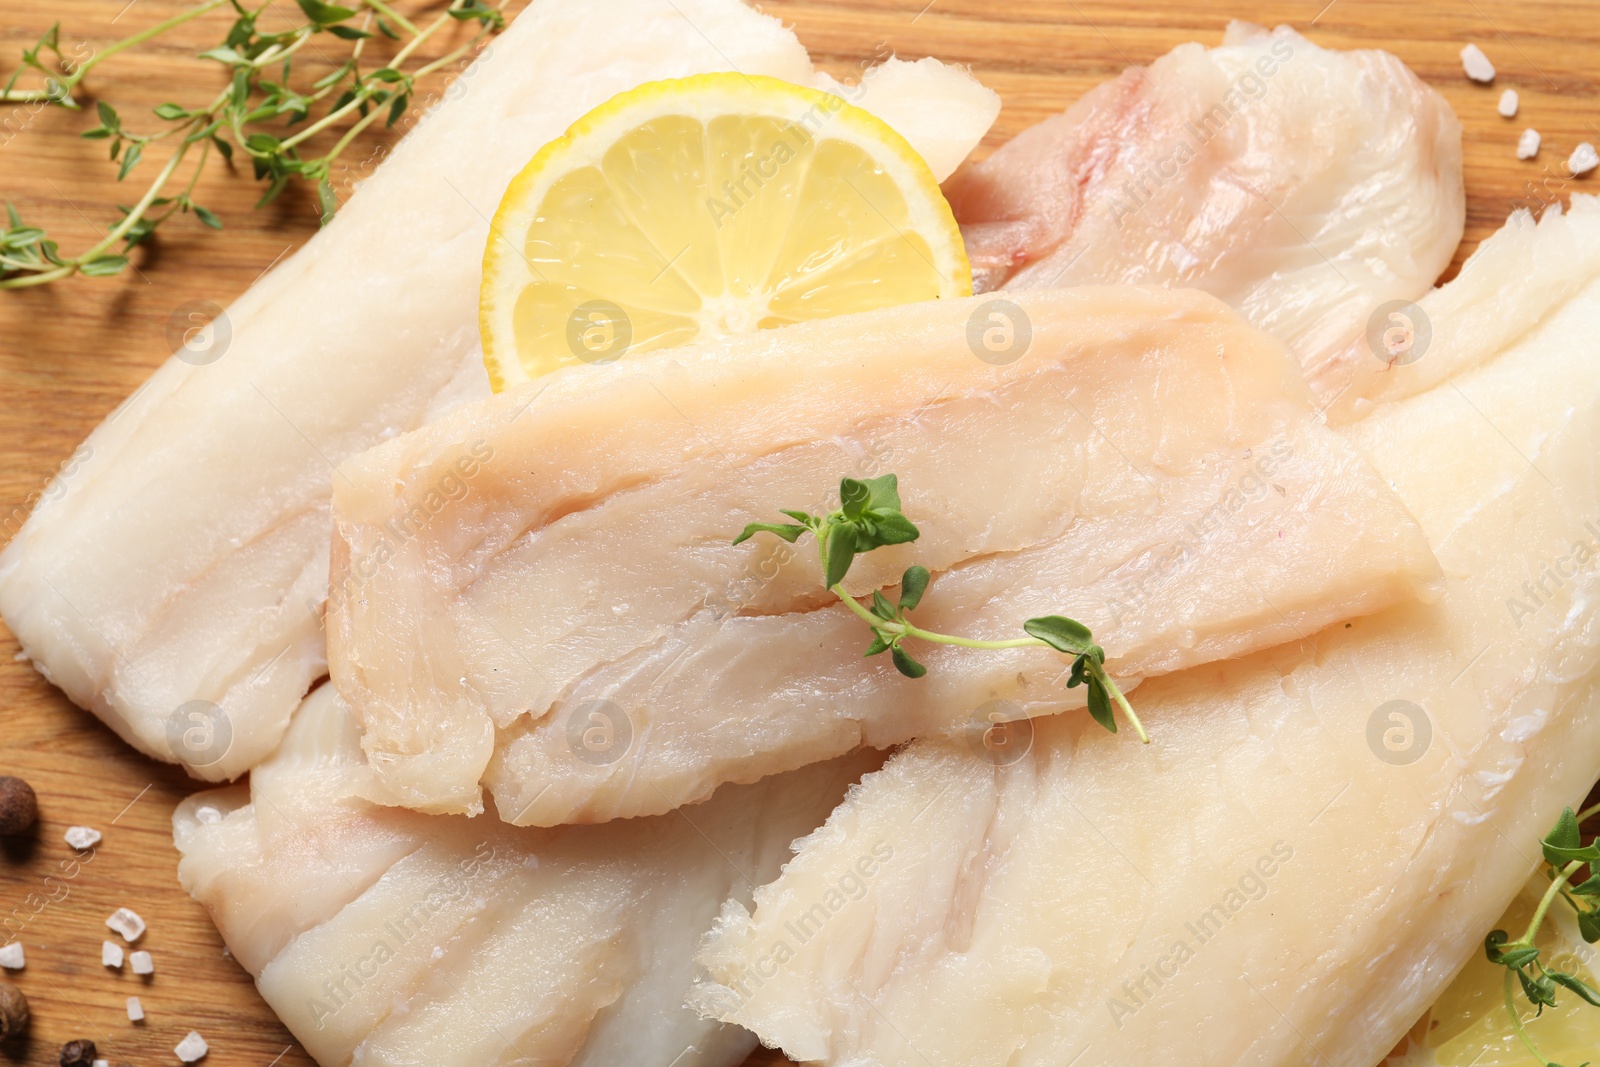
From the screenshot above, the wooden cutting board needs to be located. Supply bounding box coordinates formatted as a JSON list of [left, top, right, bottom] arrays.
[[0, 1, 1595, 1063]]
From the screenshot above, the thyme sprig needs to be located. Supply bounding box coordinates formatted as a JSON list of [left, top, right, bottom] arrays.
[[734, 473, 1147, 742], [0, 0, 505, 288], [1485, 803, 1600, 1066]]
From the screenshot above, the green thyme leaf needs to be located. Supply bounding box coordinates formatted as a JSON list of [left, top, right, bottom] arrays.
[[863, 634, 890, 657], [1086, 676, 1116, 733], [1023, 616, 1095, 656], [890, 644, 926, 679], [862, 472, 900, 511], [863, 510, 919, 547], [1549, 970, 1600, 1007], [898, 565, 929, 611], [732, 522, 807, 547], [1543, 808, 1600, 865], [317, 178, 339, 226], [839, 477, 870, 520], [824, 523, 857, 589], [78, 254, 128, 277], [116, 141, 143, 181]]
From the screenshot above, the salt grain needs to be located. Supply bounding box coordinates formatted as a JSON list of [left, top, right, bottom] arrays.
[[125, 996, 143, 1022], [1498, 89, 1518, 117], [1569, 142, 1599, 176], [101, 940, 123, 968], [129, 950, 153, 975], [105, 907, 145, 943], [175, 1030, 208, 1062], [1518, 128, 1541, 160], [1460, 43, 1495, 82], [64, 826, 101, 850], [93, 1060, 108, 1067], [0, 943, 23, 970]]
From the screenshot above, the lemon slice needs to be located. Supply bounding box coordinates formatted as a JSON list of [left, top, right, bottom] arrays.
[[1383, 876, 1600, 1066], [480, 73, 971, 390]]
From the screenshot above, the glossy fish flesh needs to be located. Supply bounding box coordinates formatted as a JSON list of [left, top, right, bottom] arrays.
[[174, 684, 879, 1067], [327, 286, 1439, 823], [945, 22, 1464, 405], [690, 201, 1600, 1067], [0, 0, 998, 781]]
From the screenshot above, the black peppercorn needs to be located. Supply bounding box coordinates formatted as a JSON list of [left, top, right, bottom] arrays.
[[0, 777, 36, 836], [0, 982, 25, 1038], [59, 1038, 96, 1066]]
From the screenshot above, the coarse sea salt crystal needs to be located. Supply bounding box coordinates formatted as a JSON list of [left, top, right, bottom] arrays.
[[130, 949, 153, 975], [1518, 129, 1541, 160], [1569, 142, 1599, 176], [1461, 43, 1495, 82], [126, 995, 144, 1022], [0, 943, 23, 969], [1498, 89, 1518, 117], [64, 826, 101, 850], [93, 1060, 108, 1067], [106, 907, 145, 942], [175, 1030, 208, 1062], [102, 940, 123, 968]]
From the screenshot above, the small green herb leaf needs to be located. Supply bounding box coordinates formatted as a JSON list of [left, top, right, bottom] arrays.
[[1085, 676, 1117, 733], [839, 477, 870, 520], [116, 141, 143, 181], [899, 565, 929, 611], [1543, 808, 1600, 865], [78, 254, 128, 277], [295, 0, 358, 25], [1023, 616, 1095, 656], [864, 510, 919, 546], [1549, 970, 1600, 1007], [824, 523, 858, 589], [863, 634, 890, 657], [732, 522, 807, 547], [317, 177, 339, 226], [890, 644, 926, 678], [862, 473, 900, 511]]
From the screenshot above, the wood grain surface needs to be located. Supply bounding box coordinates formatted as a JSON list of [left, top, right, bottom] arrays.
[[1, 1, 1597, 1064]]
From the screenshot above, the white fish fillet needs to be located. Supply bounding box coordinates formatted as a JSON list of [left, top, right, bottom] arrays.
[[690, 200, 1600, 1066], [327, 286, 1440, 823], [0, 0, 998, 781], [945, 22, 1463, 404], [173, 683, 879, 1067], [1314, 196, 1600, 424]]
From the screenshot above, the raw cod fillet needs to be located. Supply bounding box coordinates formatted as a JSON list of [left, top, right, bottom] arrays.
[[173, 683, 880, 1067], [0, 0, 998, 781], [327, 286, 1440, 823], [945, 21, 1464, 402], [690, 201, 1600, 1067]]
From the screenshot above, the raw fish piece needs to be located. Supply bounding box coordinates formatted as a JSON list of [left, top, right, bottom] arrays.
[[174, 684, 879, 1067], [0, 0, 998, 780], [945, 22, 1463, 403], [690, 201, 1600, 1067], [1312, 196, 1600, 423], [327, 286, 1439, 822]]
